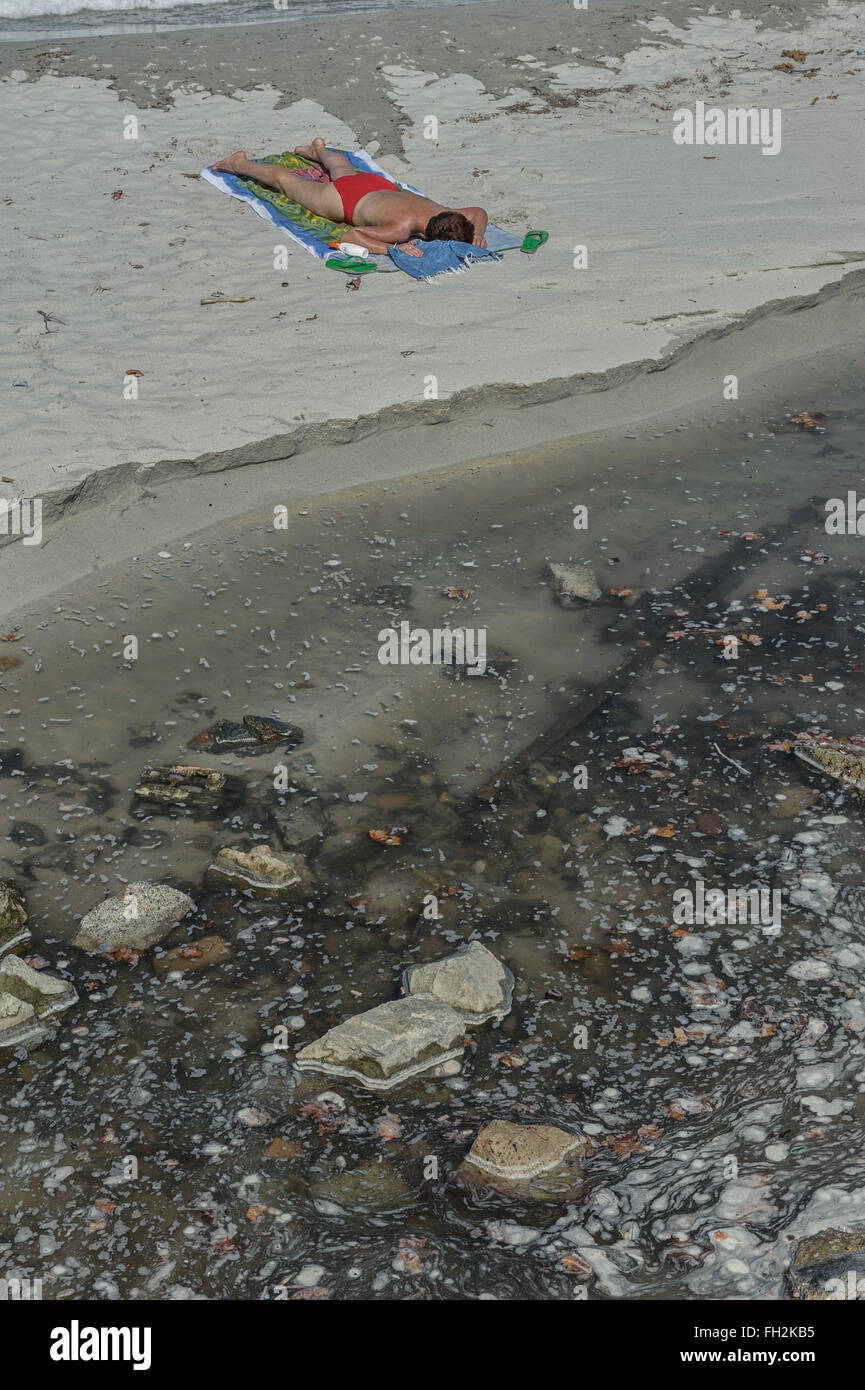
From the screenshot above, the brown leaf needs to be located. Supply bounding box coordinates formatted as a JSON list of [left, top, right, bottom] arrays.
[[443, 587, 473, 598], [568, 947, 592, 961], [561, 1254, 591, 1275], [369, 828, 403, 845], [603, 938, 629, 957], [299, 1098, 345, 1134], [246, 1204, 267, 1222], [94, 1198, 117, 1213]]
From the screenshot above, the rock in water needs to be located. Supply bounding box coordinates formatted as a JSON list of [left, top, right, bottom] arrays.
[[546, 562, 602, 606], [0, 953, 78, 1020], [0, 879, 30, 955], [794, 737, 865, 792], [787, 1228, 865, 1299], [72, 883, 195, 953], [134, 765, 227, 806], [242, 714, 302, 746], [191, 720, 259, 752], [0, 991, 39, 1048], [191, 714, 303, 753], [456, 1119, 584, 1200], [405, 941, 513, 1022], [294, 996, 466, 1091], [154, 934, 231, 975], [209, 845, 316, 898]]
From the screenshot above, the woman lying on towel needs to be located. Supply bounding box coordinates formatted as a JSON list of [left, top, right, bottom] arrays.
[[212, 137, 488, 256]]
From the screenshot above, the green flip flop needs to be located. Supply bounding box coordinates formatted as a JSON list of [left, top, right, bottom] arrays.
[[325, 256, 378, 274], [520, 229, 549, 254]]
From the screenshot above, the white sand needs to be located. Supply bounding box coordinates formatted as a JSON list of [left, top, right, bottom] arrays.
[[3, 0, 864, 502]]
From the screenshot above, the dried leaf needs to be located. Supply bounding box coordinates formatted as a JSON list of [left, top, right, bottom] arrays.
[[443, 587, 473, 598], [369, 829, 404, 846]]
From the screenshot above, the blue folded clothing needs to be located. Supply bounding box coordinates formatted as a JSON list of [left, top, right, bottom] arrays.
[[387, 239, 504, 281]]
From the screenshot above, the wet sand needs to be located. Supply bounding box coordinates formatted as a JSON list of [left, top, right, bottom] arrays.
[[2, 326, 865, 1300], [2, 0, 864, 523]]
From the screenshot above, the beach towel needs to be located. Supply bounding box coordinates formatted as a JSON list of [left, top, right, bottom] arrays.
[[388, 238, 503, 281], [202, 147, 522, 278]]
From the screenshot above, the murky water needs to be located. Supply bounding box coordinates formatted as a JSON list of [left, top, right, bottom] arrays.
[[2, 379, 865, 1299]]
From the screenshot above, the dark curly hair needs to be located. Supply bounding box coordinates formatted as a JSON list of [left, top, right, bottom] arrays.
[[424, 210, 475, 244]]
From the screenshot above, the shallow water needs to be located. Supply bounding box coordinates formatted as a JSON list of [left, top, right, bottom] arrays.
[[2, 375, 865, 1300]]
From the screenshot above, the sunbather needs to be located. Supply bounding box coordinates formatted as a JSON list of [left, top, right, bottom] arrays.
[[212, 138, 488, 256]]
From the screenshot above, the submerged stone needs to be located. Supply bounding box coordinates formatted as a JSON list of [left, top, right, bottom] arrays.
[[405, 941, 513, 1022], [310, 1162, 414, 1213], [191, 714, 303, 753], [191, 720, 259, 752], [0, 879, 30, 955], [154, 934, 231, 975], [456, 1119, 584, 1200], [134, 764, 227, 805], [362, 866, 439, 930], [546, 561, 602, 605], [0, 990, 40, 1048], [794, 738, 865, 792], [787, 1228, 865, 1300], [209, 845, 316, 898], [243, 714, 302, 745], [72, 882, 196, 953], [0, 953, 78, 1020], [295, 996, 466, 1091]]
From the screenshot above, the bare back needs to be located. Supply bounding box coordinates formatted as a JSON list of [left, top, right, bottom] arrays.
[[349, 188, 442, 235]]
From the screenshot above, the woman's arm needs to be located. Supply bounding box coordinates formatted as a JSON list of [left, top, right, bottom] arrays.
[[458, 206, 489, 247]]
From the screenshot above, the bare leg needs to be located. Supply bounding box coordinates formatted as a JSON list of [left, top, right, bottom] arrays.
[[293, 136, 355, 181], [211, 150, 344, 219]]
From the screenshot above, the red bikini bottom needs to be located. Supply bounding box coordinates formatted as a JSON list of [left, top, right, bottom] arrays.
[[332, 171, 396, 222]]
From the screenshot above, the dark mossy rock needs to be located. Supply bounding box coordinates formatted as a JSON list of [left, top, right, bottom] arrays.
[[189, 714, 303, 754], [787, 1228, 865, 1300]]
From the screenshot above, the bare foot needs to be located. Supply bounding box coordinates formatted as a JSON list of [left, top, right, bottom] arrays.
[[212, 150, 249, 175], [294, 137, 327, 161]]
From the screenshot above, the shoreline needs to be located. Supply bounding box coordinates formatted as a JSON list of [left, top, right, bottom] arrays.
[[3, 0, 864, 587], [4, 262, 864, 617]]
